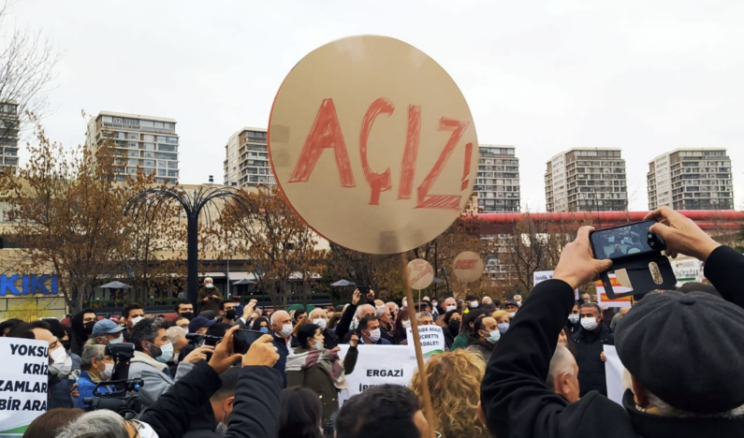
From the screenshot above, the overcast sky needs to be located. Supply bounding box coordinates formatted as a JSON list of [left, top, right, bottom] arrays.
[[11, 0, 744, 211]]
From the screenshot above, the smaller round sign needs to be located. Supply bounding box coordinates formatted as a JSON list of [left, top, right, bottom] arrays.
[[407, 259, 434, 290], [453, 251, 484, 283]]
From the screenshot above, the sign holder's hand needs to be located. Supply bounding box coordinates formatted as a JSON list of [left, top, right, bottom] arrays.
[[242, 335, 280, 367], [644, 207, 721, 261], [366, 289, 376, 302], [208, 326, 243, 374], [554, 227, 613, 290]]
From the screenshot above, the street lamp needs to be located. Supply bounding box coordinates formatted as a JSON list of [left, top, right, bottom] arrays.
[[124, 185, 253, 309]]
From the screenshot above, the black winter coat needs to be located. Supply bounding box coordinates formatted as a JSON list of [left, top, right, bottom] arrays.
[[141, 361, 282, 438], [480, 245, 744, 438], [571, 323, 614, 397], [181, 367, 284, 438], [272, 333, 292, 388]]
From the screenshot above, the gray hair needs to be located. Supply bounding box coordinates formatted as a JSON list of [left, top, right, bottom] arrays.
[[354, 304, 375, 320], [385, 302, 399, 312], [546, 346, 576, 390], [270, 310, 289, 326], [166, 326, 187, 345], [580, 302, 602, 317], [416, 311, 433, 319], [80, 344, 107, 371], [646, 389, 744, 419], [481, 296, 493, 305], [56, 410, 128, 438], [375, 306, 389, 318]]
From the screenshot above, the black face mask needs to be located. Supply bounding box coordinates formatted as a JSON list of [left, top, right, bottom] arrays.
[[225, 310, 237, 320], [84, 321, 95, 335], [61, 340, 71, 351], [181, 312, 195, 321], [448, 321, 461, 335]]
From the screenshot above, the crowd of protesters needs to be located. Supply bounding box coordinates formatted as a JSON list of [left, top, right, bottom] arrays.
[[2, 207, 743, 437]]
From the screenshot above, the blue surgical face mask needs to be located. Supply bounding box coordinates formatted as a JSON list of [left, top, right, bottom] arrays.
[[259, 327, 269, 334], [153, 342, 174, 364], [486, 330, 501, 344], [311, 340, 324, 351], [498, 322, 509, 335]]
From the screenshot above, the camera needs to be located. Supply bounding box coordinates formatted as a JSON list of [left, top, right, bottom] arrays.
[[83, 343, 143, 419]]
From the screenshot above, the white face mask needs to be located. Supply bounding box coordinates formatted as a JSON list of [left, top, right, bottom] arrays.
[[101, 362, 114, 381], [469, 301, 479, 308], [446, 305, 457, 312], [205, 283, 214, 289], [402, 320, 411, 329], [509, 312, 516, 318], [432, 302, 438, 308], [367, 328, 381, 343], [313, 318, 328, 330], [581, 317, 598, 331], [130, 316, 144, 327], [402, 299, 407, 308], [568, 314, 580, 324], [279, 323, 293, 338], [109, 334, 124, 345], [49, 346, 72, 376]]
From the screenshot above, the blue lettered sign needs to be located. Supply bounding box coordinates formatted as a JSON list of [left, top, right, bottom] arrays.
[[0, 275, 58, 296]]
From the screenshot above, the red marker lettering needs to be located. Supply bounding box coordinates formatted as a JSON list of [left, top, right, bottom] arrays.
[[397, 105, 421, 200], [360, 98, 394, 205], [415, 117, 470, 210], [289, 98, 356, 187], [461, 142, 473, 191], [456, 259, 477, 270]]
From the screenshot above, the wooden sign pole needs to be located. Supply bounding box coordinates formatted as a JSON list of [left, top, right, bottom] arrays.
[[400, 253, 436, 438]]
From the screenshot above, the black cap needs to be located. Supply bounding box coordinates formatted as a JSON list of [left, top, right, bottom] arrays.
[[677, 282, 722, 298], [616, 291, 744, 414]]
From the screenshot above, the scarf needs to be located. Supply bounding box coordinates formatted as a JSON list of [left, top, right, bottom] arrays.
[[286, 348, 347, 390]]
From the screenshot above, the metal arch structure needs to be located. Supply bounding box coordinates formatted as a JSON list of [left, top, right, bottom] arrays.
[[124, 185, 255, 309]]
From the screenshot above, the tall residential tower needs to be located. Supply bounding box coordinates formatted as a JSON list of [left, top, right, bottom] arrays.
[[648, 149, 733, 210], [545, 148, 627, 212], [87, 111, 179, 183], [223, 128, 274, 188], [474, 145, 520, 213]]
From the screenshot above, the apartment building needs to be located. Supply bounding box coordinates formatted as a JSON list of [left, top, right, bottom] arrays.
[[474, 145, 520, 213], [546, 148, 627, 212], [87, 111, 179, 183], [0, 101, 19, 171], [648, 149, 734, 210], [223, 127, 274, 188]]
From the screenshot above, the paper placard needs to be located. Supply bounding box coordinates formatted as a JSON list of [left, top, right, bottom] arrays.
[[604, 345, 625, 406], [268, 35, 478, 255], [337, 345, 421, 406], [406, 325, 445, 357], [0, 338, 50, 435], [453, 251, 484, 282], [596, 275, 632, 308], [407, 259, 434, 290]]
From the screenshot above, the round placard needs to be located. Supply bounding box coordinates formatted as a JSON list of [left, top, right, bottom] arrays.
[[268, 35, 478, 254], [453, 251, 484, 283], [407, 259, 434, 290]]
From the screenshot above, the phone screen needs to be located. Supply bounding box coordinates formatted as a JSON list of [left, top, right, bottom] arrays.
[[590, 220, 662, 260], [233, 330, 265, 355]]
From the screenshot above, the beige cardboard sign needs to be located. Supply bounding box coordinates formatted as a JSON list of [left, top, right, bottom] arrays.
[[453, 251, 484, 282], [407, 259, 434, 290], [268, 35, 478, 255]]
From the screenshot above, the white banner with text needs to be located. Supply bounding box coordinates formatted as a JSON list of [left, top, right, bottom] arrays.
[[0, 337, 49, 437]]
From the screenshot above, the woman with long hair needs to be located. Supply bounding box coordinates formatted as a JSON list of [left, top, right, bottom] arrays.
[[409, 349, 489, 438], [442, 310, 462, 349], [451, 309, 485, 350], [251, 316, 271, 333], [392, 308, 411, 345], [286, 323, 359, 425], [278, 387, 325, 438]]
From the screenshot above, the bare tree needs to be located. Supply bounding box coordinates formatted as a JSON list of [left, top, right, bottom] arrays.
[[0, 3, 58, 139]]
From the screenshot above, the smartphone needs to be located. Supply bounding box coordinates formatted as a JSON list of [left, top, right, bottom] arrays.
[[233, 330, 266, 355], [357, 285, 370, 294], [590, 220, 665, 261]]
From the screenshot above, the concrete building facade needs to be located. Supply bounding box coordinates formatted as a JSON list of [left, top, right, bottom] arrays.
[[474, 145, 520, 213], [648, 149, 734, 210], [223, 127, 274, 188]]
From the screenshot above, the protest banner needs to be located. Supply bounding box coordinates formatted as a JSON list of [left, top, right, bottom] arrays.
[[604, 345, 625, 406], [337, 345, 420, 406], [671, 258, 704, 284], [595, 275, 632, 308], [0, 338, 49, 437], [268, 35, 478, 255], [453, 251, 484, 282], [406, 325, 445, 357], [407, 259, 434, 290]]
